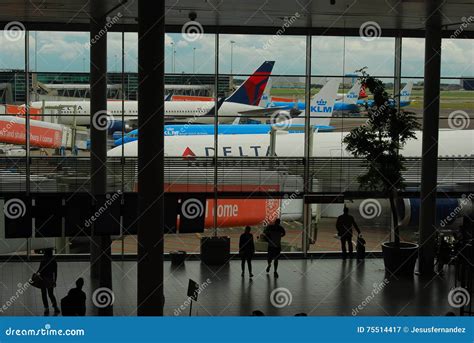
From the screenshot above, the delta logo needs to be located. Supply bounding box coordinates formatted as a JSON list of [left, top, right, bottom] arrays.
[[182, 147, 196, 159]]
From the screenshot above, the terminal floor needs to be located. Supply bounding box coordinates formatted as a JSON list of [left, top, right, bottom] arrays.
[[0, 258, 456, 316], [112, 221, 396, 254]]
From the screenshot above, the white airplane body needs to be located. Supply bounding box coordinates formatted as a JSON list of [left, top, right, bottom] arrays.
[[109, 129, 474, 158], [31, 100, 261, 126], [30, 61, 279, 126]]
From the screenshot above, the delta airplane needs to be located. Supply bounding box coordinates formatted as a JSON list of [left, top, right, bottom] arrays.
[[108, 129, 473, 230], [112, 79, 341, 145], [30, 61, 287, 127], [109, 129, 473, 158]]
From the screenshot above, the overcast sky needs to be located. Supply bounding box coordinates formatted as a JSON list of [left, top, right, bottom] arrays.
[[0, 31, 472, 81]]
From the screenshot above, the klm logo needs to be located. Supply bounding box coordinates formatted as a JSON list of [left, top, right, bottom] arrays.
[[346, 93, 357, 99], [401, 91, 410, 96], [311, 99, 332, 113]]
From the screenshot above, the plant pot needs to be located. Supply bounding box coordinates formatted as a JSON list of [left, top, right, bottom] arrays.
[[381, 242, 419, 276], [200, 236, 230, 265], [170, 250, 187, 265]]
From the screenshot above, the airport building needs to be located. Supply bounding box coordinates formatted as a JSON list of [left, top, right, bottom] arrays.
[[0, 0, 472, 319]]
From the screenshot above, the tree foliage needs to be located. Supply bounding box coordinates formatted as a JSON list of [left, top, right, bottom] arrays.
[[343, 71, 420, 193]]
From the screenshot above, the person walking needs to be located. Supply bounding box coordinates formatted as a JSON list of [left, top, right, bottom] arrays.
[[239, 226, 255, 277], [264, 219, 286, 278], [336, 207, 361, 259], [38, 249, 60, 315]]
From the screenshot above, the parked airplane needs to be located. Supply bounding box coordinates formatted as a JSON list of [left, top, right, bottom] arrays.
[[357, 81, 414, 108], [30, 61, 285, 127], [268, 79, 362, 114], [108, 129, 473, 230], [109, 129, 473, 158], [265, 81, 413, 115], [112, 79, 341, 145]]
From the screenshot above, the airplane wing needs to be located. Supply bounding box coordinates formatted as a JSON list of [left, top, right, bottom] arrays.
[[237, 106, 300, 117]]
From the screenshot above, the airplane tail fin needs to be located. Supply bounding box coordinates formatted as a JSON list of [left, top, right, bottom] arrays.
[[343, 79, 361, 105], [359, 83, 367, 98], [291, 79, 340, 127], [164, 92, 173, 101], [226, 61, 275, 106], [400, 81, 413, 103], [258, 77, 272, 107]]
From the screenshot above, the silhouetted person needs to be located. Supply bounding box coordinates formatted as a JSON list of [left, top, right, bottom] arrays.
[[336, 207, 360, 259], [252, 310, 265, 316], [356, 234, 366, 262], [239, 226, 255, 277], [436, 237, 451, 275], [265, 218, 286, 278], [61, 278, 86, 316], [38, 249, 60, 315]]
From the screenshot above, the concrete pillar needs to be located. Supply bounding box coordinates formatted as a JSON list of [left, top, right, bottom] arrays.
[[137, 0, 165, 316], [418, 1, 442, 275], [89, 1, 113, 315]]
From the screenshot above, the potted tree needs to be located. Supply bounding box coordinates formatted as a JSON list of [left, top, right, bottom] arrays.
[[343, 71, 420, 276]]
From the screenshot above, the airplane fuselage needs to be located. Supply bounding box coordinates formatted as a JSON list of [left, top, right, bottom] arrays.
[[31, 100, 261, 126]]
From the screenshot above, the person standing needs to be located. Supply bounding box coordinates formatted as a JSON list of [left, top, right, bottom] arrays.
[[239, 226, 255, 277], [336, 207, 361, 259], [61, 278, 86, 316], [264, 218, 286, 278], [38, 249, 60, 315]]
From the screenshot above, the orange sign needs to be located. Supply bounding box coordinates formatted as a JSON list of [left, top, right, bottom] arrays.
[[6, 105, 42, 120], [165, 183, 281, 229], [0, 118, 62, 148]]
